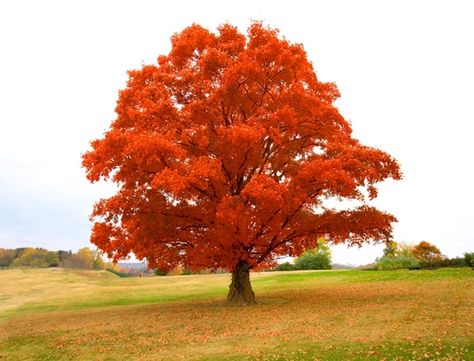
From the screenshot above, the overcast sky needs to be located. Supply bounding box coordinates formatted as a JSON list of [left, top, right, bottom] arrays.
[[0, 0, 473, 265]]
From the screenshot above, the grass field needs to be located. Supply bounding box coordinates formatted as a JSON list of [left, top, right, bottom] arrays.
[[0, 268, 473, 360]]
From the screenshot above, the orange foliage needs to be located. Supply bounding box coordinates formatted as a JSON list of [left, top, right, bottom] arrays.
[[412, 241, 443, 261], [82, 23, 402, 273]]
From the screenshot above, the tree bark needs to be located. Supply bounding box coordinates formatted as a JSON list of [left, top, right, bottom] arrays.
[[227, 261, 256, 305]]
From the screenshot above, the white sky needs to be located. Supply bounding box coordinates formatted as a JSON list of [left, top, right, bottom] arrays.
[[0, 0, 473, 265]]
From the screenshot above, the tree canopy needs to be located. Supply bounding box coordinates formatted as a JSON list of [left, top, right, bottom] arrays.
[[82, 22, 401, 303], [412, 241, 443, 261]]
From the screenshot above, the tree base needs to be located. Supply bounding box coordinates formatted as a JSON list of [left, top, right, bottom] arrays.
[[227, 261, 256, 305]]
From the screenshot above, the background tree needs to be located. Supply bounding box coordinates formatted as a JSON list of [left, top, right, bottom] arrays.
[[92, 250, 105, 270], [57, 250, 73, 264], [382, 241, 398, 258], [61, 247, 95, 269], [44, 251, 59, 267], [0, 248, 16, 268], [11, 248, 51, 268], [294, 238, 332, 270], [412, 241, 443, 261], [83, 22, 401, 304], [465, 252, 474, 268], [71, 248, 104, 269], [376, 242, 419, 270], [14, 248, 27, 259], [395, 242, 416, 258]]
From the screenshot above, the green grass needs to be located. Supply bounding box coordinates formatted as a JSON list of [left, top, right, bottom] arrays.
[[0, 268, 229, 320], [1, 267, 473, 360]]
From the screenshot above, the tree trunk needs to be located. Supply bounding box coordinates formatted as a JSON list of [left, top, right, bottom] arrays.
[[227, 261, 256, 305]]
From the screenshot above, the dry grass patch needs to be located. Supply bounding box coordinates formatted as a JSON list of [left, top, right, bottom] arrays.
[[1, 268, 472, 360]]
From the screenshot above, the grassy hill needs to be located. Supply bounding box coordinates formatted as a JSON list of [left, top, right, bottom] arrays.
[[0, 268, 473, 360]]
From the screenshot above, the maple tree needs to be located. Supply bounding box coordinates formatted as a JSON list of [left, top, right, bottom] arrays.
[[412, 241, 443, 261], [82, 23, 401, 304]]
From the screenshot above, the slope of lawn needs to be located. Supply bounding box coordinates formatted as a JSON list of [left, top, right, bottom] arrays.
[[0, 267, 473, 360]]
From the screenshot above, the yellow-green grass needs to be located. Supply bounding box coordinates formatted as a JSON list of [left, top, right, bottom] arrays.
[[0, 267, 473, 360]]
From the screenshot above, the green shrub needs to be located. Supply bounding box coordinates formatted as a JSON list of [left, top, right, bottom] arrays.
[[295, 252, 331, 270], [438, 257, 467, 268], [274, 262, 297, 271], [376, 256, 419, 270], [464, 252, 474, 267], [154, 269, 167, 276], [292, 238, 332, 271], [411, 257, 468, 270]]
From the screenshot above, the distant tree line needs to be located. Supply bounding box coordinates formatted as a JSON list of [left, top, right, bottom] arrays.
[[375, 241, 473, 270], [0, 247, 106, 270], [0, 247, 219, 276]]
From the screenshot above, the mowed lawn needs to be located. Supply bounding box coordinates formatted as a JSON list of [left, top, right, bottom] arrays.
[[0, 268, 472, 360]]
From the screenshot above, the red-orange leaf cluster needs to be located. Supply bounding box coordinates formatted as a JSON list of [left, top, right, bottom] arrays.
[[412, 241, 443, 261], [83, 23, 401, 278]]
